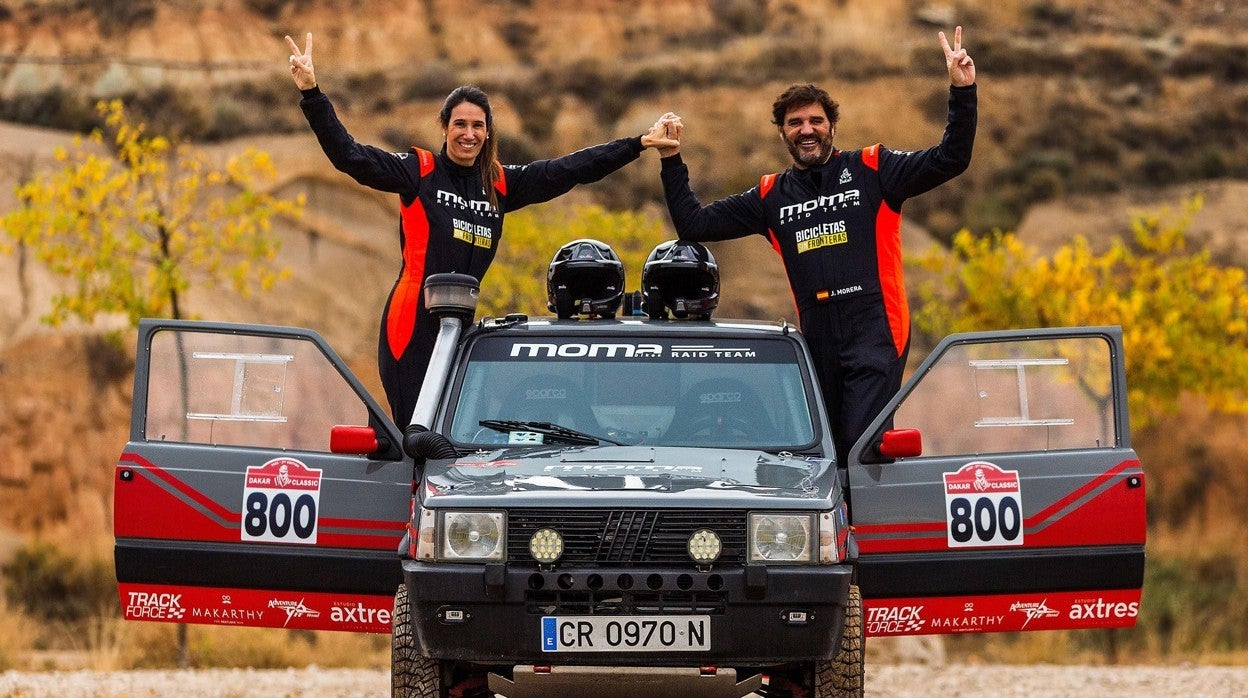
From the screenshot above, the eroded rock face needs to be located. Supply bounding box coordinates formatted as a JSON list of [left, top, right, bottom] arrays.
[[0, 333, 131, 535], [2, 0, 1247, 555]]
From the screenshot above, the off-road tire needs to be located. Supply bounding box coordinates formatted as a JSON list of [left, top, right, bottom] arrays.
[[815, 583, 864, 697], [391, 583, 445, 697]]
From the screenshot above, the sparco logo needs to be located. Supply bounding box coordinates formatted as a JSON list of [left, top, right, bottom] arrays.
[[510, 343, 662, 358], [779, 189, 861, 220], [125, 591, 185, 620], [525, 388, 566, 400], [699, 391, 742, 404]]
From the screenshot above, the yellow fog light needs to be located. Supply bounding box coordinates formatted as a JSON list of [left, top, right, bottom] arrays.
[[529, 528, 564, 564], [687, 528, 722, 563]]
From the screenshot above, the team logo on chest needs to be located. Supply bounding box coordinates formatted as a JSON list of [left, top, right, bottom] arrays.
[[436, 188, 497, 249], [778, 189, 861, 224]]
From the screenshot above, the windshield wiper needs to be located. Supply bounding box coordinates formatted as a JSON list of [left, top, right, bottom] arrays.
[[478, 420, 624, 446]]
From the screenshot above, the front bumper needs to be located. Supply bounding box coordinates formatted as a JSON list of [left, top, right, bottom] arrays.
[[401, 560, 853, 665], [488, 665, 762, 698]]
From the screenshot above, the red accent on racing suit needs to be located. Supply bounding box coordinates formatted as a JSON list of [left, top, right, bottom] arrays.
[[660, 84, 976, 464], [300, 87, 645, 424]]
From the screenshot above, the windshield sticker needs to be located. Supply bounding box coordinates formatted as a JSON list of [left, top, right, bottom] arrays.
[[943, 461, 1024, 548], [510, 342, 663, 358], [473, 337, 795, 363], [242, 457, 322, 545], [670, 344, 757, 358]]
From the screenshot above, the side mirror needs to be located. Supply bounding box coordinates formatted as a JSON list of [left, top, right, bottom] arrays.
[[330, 425, 379, 455], [877, 428, 923, 459]]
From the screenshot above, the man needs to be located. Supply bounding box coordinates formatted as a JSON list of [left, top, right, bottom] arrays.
[[659, 27, 976, 465]]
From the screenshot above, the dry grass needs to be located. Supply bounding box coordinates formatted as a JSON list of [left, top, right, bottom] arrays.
[[120, 623, 388, 671], [0, 611, 388, 672], [0, 599, 36, 670]]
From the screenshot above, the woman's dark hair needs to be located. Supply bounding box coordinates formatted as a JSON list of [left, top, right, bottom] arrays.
[[439, 85, 501, 209], [771, 83, 840, 128]]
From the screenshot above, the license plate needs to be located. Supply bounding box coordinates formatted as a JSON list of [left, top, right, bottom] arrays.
[[541, 615, 711, 652]]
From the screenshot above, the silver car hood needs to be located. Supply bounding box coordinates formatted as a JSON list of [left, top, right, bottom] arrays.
[[421, 446, 837, 506]]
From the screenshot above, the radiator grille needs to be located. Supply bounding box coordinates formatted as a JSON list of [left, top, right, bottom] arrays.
[[507, 509, 747, 564]]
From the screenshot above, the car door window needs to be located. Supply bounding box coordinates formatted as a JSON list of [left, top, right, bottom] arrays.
[[892, 336, 1116, 457], [144, 329, 369, 452]]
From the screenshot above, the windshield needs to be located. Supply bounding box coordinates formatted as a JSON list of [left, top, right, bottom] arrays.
[[447, 334, 817, 449]]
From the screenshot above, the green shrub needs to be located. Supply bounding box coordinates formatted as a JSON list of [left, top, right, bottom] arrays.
[[1143, 551, 1248, 655], [1026, 0, 1078, 29], [1173, 40, 1248, 82], [1077, 41, 1160, 89], [2, 541, 118, 623], [499, 17, 537, 58], [243, 0, 287, 20], [398, 63, 461, 102], [967, 36, 1072, 76], [83, 0, 157, 36], [711, 0, 767, 36], [0, 87, 99, 132]]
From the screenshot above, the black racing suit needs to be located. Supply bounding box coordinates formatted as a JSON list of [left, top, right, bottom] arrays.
[[661, 84, 976, 464], [300, 87, 646, 425]]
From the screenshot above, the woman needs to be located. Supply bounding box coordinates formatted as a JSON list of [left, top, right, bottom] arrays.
[[285, 33, 677, 425]]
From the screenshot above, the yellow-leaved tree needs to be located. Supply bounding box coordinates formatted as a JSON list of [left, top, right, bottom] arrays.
[[0, 99, 303, 326], [481, 203, 669, 318], [0, 100, 306, 667], [912, 195, 1248, 426]]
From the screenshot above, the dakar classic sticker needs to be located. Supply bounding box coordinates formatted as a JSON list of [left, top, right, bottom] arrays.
[[241, 457, 323, 545], [943, 461, 1024, 548]]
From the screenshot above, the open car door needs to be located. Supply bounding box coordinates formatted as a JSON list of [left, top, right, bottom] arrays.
[[114, 319, 409, 633], [848, 326, 1146, 636]]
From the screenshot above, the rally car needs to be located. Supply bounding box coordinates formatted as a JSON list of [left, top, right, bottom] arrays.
[[114, 240, 1145, 697]]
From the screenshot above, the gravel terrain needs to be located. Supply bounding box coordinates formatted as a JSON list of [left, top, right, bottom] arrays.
[[2, 664, 1247, 697]]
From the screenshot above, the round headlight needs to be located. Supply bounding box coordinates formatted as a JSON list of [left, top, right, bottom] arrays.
[[751, 514, 811, 562], [529, 528, 564, 564], [444, 512, 504, 560], [687, 528, 722, 563]]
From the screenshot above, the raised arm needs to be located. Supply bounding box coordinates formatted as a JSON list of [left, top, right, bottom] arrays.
[[658, 113, 766, 243], [502, 112, 681, 210], [285, 32, 317, 90], [285, 32, 421, 194], [939, 25, 976, 87], [875, 29, 977, 203]]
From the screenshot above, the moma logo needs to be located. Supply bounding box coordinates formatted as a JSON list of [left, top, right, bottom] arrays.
[[510, 343, 662, 358]]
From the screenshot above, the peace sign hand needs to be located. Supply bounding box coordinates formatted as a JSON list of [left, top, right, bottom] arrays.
[[285, 32, 317, 90], [939, 25, 975, 87]]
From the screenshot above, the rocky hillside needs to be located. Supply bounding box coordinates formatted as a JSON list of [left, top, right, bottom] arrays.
[[2, 0, 1247, 536]]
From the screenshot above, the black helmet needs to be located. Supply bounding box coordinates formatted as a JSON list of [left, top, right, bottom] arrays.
[[546, 238, 625, 319], [641, 240, 719, 320]]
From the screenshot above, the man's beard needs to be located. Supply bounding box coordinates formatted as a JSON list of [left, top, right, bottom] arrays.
[[785, 132, 834, 168]]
